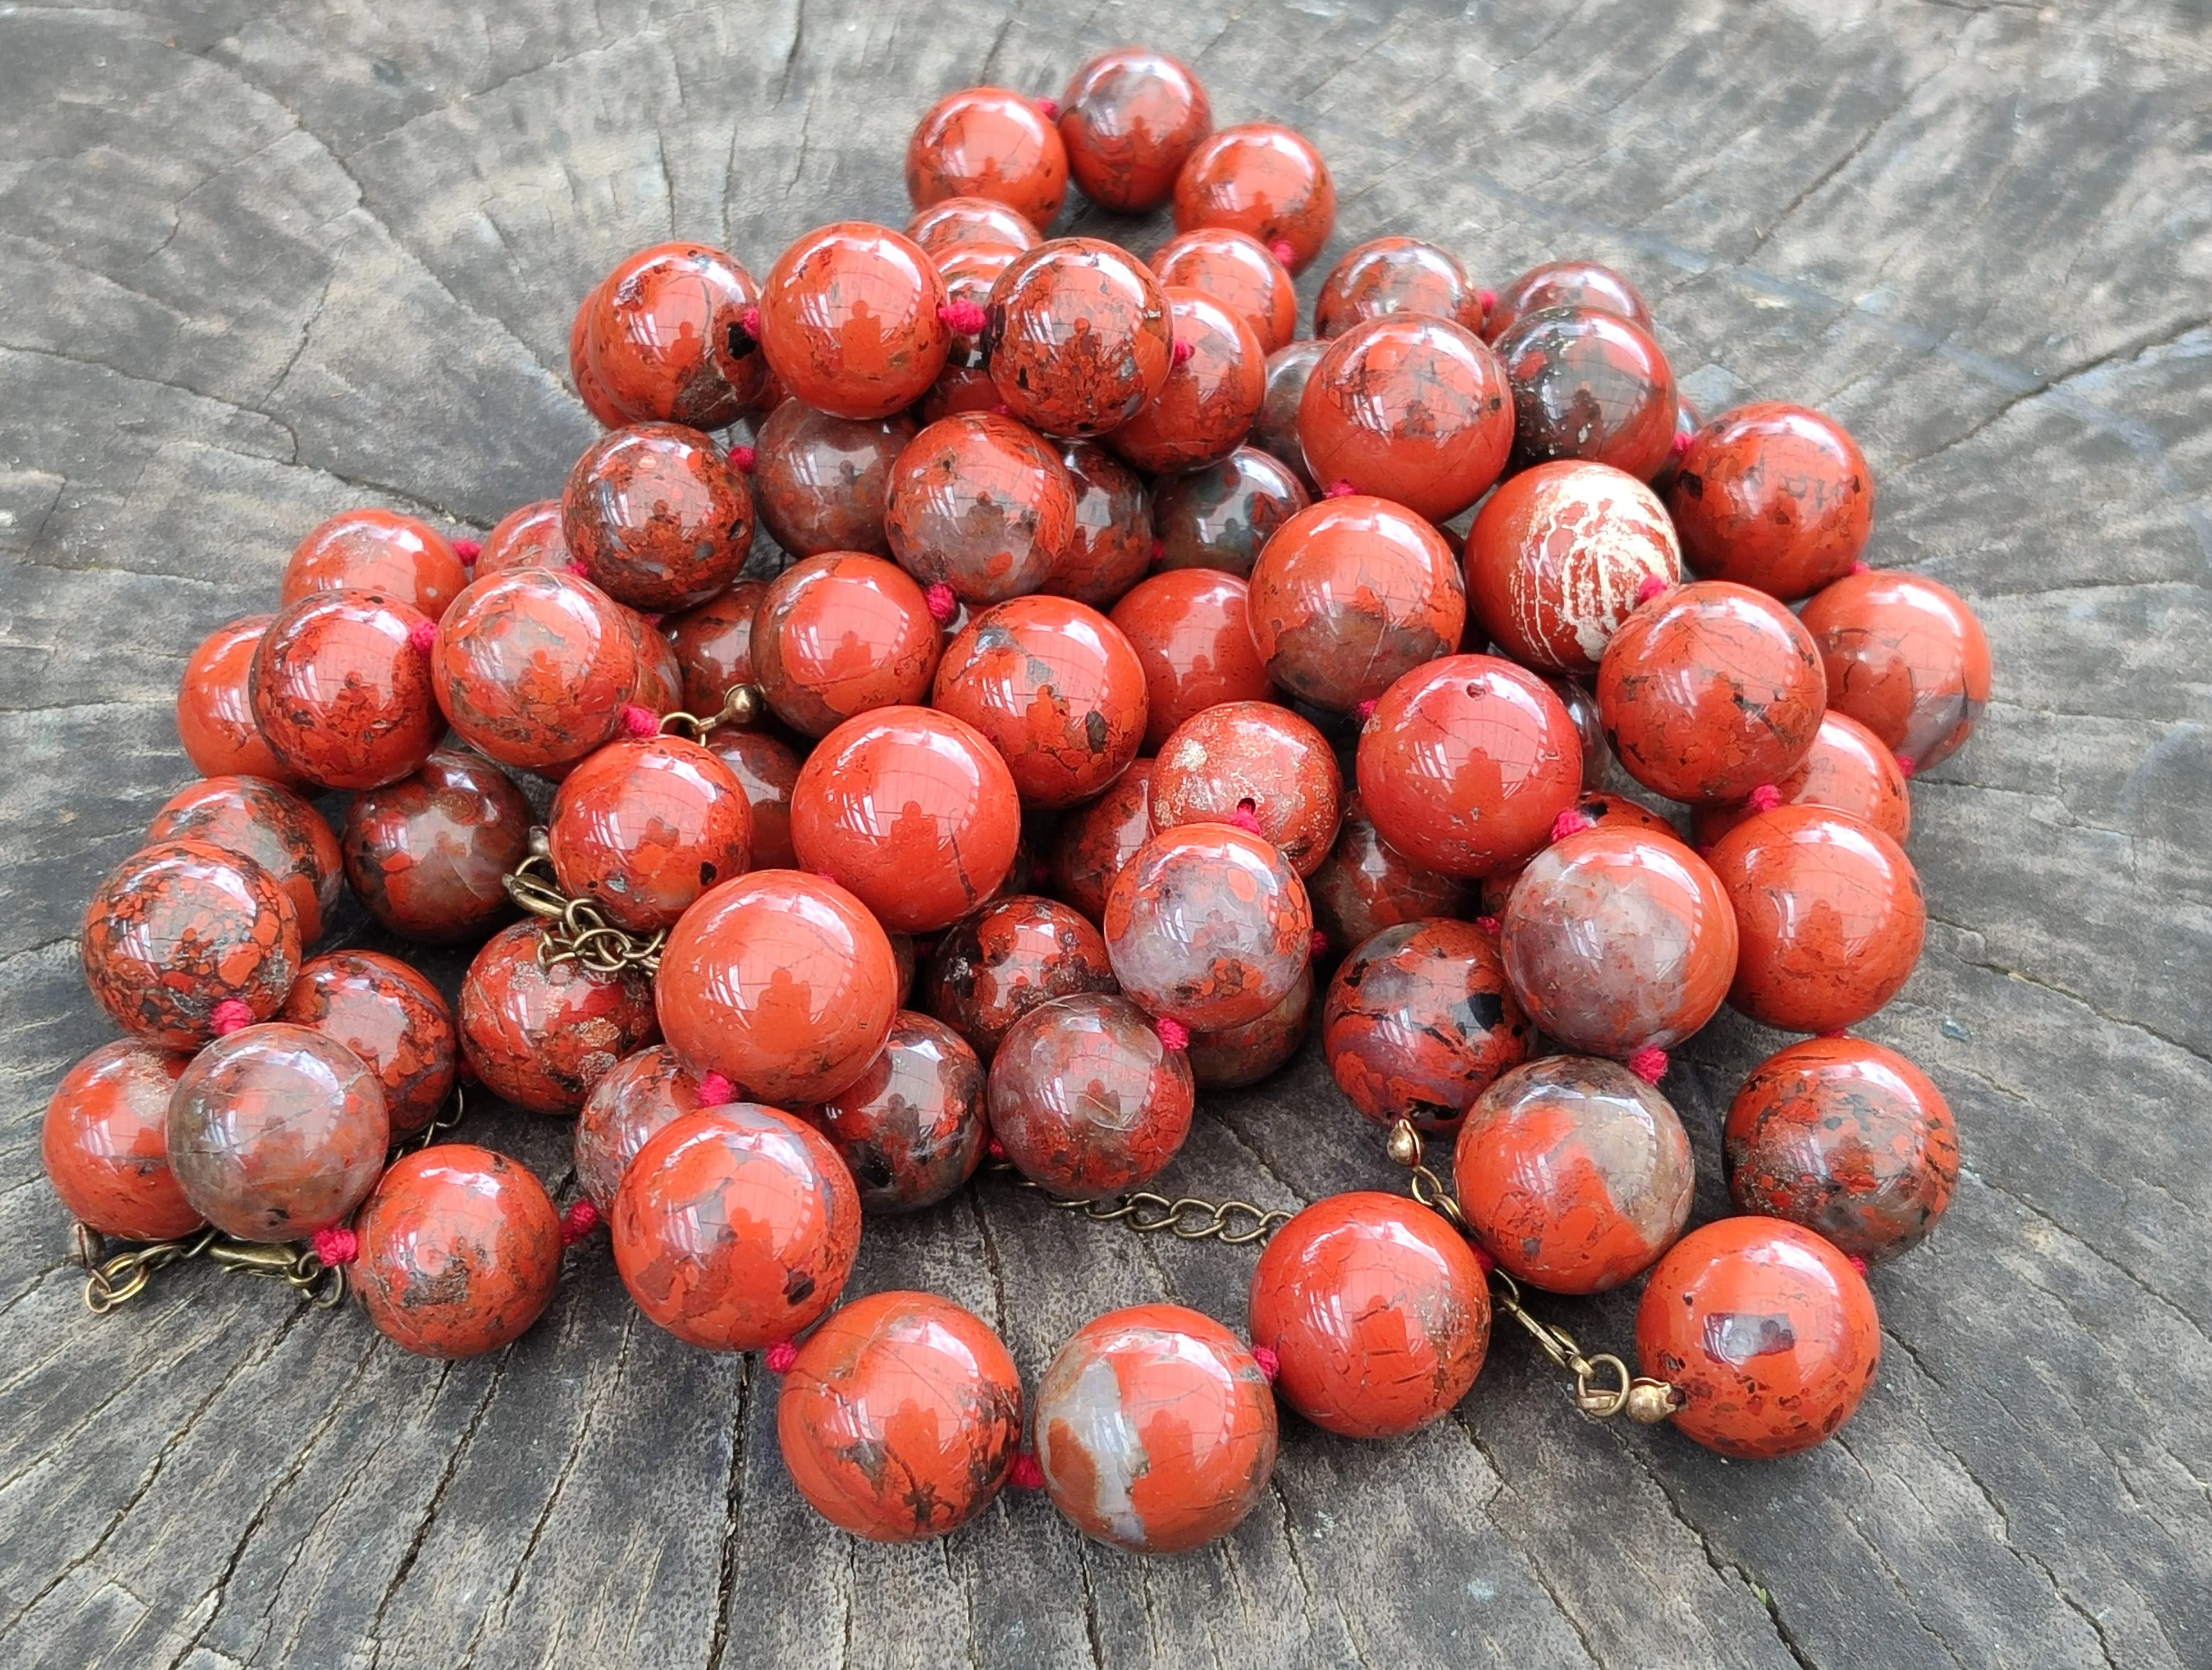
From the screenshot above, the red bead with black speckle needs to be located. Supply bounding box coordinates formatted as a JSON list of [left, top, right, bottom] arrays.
[[1059, 48, 1212, 213], [1048, 760, 1156, 924], [1248, 1192, 1490, 1438], [475, 499, 569, 576], [250, 590, 441, 790], [575, 1046, 709, 1211], [1597, 580, 1826, 805], [1670, 404, 1872, 599], [1104, 823, 1312, 1032], [1108, 569, 1275, 752], [353, 1145, 563, 1358], [985, 239, 1172, 437], [43, 1041, 200, 1241], [799, 1011, 986, 1213], [1482, 260, 1653, 343], [753, 402, 914, 560], [1315, 237, 1486, 339], [1150, 228, 1296, 354], [284, 509, 468, 622], [148, 775, 342, 947], [1307, 795, 1471, 959], [613, 1104, 861, 1351], [166, 1022, 390, 1242], [1153, 447, 1309, 579], [907, 196, 1041, 257], [1187, 964, 1311, 1089], [922, 895, 1118, 1061], [1252, 340, 1326, 490], [1799, 571, 1990, 774], [549, 734, 752, 931], [759, 222, 952, 421], [665, 580, 766, 715], [907, 88, 1068, 228], [1150, 701, 1342, 877], [1691, 711, 1911, 848], [460, 921, 659, 1115], [570, 280, 632, 428], [177, 615, 301, 788], [1297, 317, 1513, 521], [562, 423, 755, 613], [583, 243, 767, 431], [1322, 919, 1529, 1134], [1494, 307, 1677, 480], [280, 950, 458, 1137], [1106, 287, 1264, 473], [1173, 123, 1333, 272], [1475, 790, 1677, 918], [703, 727, 802, 870], [885, 413, 1078, 604], [432, 568, 641, 772], [751, 553, 942, 738], [1637, 1217, 1881, 1458], [1043, 442, 1151, 609], [988, 992, 1194, 1198], [341, 747, 532, 944]]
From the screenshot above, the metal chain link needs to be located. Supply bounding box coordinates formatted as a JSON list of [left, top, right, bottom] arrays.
[[988, 1163, 1292, 1247], [504, 838, 667, 976], [655, 682, 762, 742]]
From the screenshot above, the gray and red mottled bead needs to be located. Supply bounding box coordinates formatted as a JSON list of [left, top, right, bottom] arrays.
[[581, 242, 767, 431], [664, 580, 767, 715], [279, 950, 458, 1137], [549, 734, 752, 932], [1306, 795, 1471, 960], [1297, 316, 1513, 521], [1148, 700, 1342, 877], [563, 423, 756, 613], [574, 1046, 711, 1211], [353, 1146, 563, 1359], [432, 568, 641, 772], [1315, 236, 1487, 338], [1103, 823, 1312, 1032], [1322, 919, 1530, 1134], [988, 993, 1194, 1199], [282, 509, 468, 622], [1151, 445, 1310, 578], [459, 921, 660, 1116], [1103, 288, 1265, 474], [250, 590, 442, 790], [983, 239, 1172, 437], [753, 403, 915, 559], [1187, 965, 1312, 1090], [885, 413, 1078, 604], [1108, 570, 1276, 752], [148, 774, 344, 946], [1048, 759, 1156, 924], [43, 1041, 200, 1241], [1669, 403, 1873, 599], [751, 553, 943, 738], [799, 1011, 986, 1213], [923, 895, 1118, 1061], [1492, 305, 1678, 481], [1043, 442, 1151, 609], [341, 748, 533, 944], [1800, 570, 1991, 775]]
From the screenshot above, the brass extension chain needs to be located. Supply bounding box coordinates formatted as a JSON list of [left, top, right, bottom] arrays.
[[656, 682, 762, 742], [988, 1162, 1292, 1246], [1386, 1119, 1682, 1425]]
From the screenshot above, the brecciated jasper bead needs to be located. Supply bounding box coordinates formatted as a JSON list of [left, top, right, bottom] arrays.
[[924, 895, 1120, 1058], [706, 727, 802, 870], [665, 580, 766, 715], [1109, 569, 1275, 752], [1103, 823, 1313, 1032], [984, 238, 1173, 437], [250, 590, 441, 790], [1636, 1216, 1881, 1458], [574, 1046, 709, 1211], [1306, 795, 1471, 959], [459, 922, 660, 1116], [147, 774, 344, 946], [1151, 445, 1310, 578], [1296, 316, 1514, 521], [753, 403, 915, 559], [1725, 1036, 1959, 1263], [1149, 228, 1297, 355], [1104, 286, 1265, 474], [476, 499, 569, 575], [613, 1105, 862, 1351], [988, 993, 1194, 1198], [799, 1011, 986, 1212], [1149, 700, 1343, 877], [1048, 759, 1156, 924], [42, 1041, 200, 1241], [1669, 403, 1872, 600], [570, 280, 629, 427], [1799, 569, 1991, 774], [1482, 259, 1652, 343], [1253, 340, 1326, 490], [341, 747, 533, 944], [751, 553, 943, 740], [779, 1290, 1023, 1541], [432, 568, 640, 772], [549, 734, 752, 932], [177, 615, 302, 787], [1493, 305, 1677, 481], [1477, 790, 1677, 918], [352, 1145, 563, 1359], [1057, 47, 1213, 214], [906, 86, 1068, 226], [562, 423, 755, 612], [582, 242, 766, 431], [1322, 919, 1530, 1133], [1188, 965, 1312, 1090], [1045, 441, 1153, 609], [279, 950, 458, 1137], [1247, 1192, 1491, 1439], [1452, 1056, 1694, 1294], [1314, 236, 1487, 338], [907, 195, 1041, 256], [885, 413, 1078, 604], [282, 509, 469, 622], [1692, 711, 1912, 848], [759, 222, 952, 421], [1034, 1304, 1278, 1554], [82, 841, 301, 1048], [1173, 122, 1334, 272], [166, 1023, 390, 1242]]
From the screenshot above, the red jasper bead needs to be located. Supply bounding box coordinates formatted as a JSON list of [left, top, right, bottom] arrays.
[[280, 950, 458, 1138], [1150, 700, 1342, 876], [1726, 1036, 1958, 1262], [283, 509, 468, 622], [1047, 759, 1156, 924], [353, 1145, 562, 1359], [1356, 654, 1583, 879], [340, 747, 532, 944], [569, 280, 633, 428], [984, 239, 1172, 437], [459, 921, 659, 1115], [1174, 122, 1334, 272], [1493, 307, 1678, 480], [665, 580, 766, 715], [476, 499, 569, 576], [1152, 446, 1310, 577], [922, 895, 1118, 1061], [1322, 919, 1531, 1133], [1248, 1191, 1491, 1438], [751, 553, 942, 738], [703, 726, 802, 870], [1454, 1055, 1694, 1293], [177, 615, 302, 788], [1307, 794, 1472, 958], [1482, 259, 1653, 343], [1107, 287, 1264, 473], [562, 423, 755, 613], [1299, 317, 1514, 519], [1502, 827, 1737, 1056], [989, 993, 1193, 1197], [885, 413, 1078, 603], [1800, 570, 1990, 774], [250, 590, 441, 790], [167, 1023, 390, 1242], [1670, 404, 1873, 599], [1188, 964, 1312, 1089], [1253, 340, 1326, 489], [432, 568, 641, 772], [1247, 493, 1468, 709], [148, 775, 342, 947], [1691, 711, 1912, 848], [574, 1046, 709, 1210], [798, 1011, 986, 1212], [583, 242, 767, 431], [1035, 1304, 1277, 1554], [613, 1105, 861, 1352], [1636, 1216, 1881, 1458], [1103, 823, 1312, 1032], [753, 402, 913, 560], [1475, 789, 1677, 918], [657, 870, 898, 1104], [549, 734, 752, 931], [1109, 569, 1275, 752], [906, 87, 1068, 228], [83, 841, 300, 1048], [931, 595, 1148, 808], [1150, 228, 1296, 355], [42, 1041, 200, 1241], [759, 222, 952, 421], [1706, 807, 1926, 1034], [790, 706, 1020, 934], [1058, 48, 1212, 213], [1315, 236, 1486, 339], [1043, 442, 1151, 608], [1465, 461, 1683, 674], [779, 1290, 1023, 1540], [907, 196, 1041, 256], [1597, 580, 1826, 805]]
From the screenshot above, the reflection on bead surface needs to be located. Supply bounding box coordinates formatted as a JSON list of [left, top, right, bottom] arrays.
[[1109, 570, 1276, 752], [704, 726, 803, 870], [799, 1012, 986, 1212], [1297, 317, 1512, 521], [924, 895, 1118, 1061], [1249, 1192, 1490, 1438], [1636, 1216, 1880, 1458], [751, 553, 943, 738], [1315, 236, 1486, 338], [575, 1046, 707, 1210], [1105, 288, 1264, 474], [280, 950, 457, 1137], [1150, 228, 1296, 354], [908, 195, 1041, 256], [283, 509, 468, 622], [1188, 965, 1311, 1089], [354, 1145, 562, 1358], [1670, 404, 1872, 599], [563, 423, 755, 612], [1493, 307, 1677, 480], [341, 748, 532, 944], [1103, 823, 1312, 1031], [1253, 341, 1326, 489], [753, 403, 912, 560], [1036, 1304, 1277, 1553], [1152, 446, 1310, 578], [1150, 701, 1342, 876], [1690, 711, 1911, 848], [885, 413, 1078, 604], [988, 993, 1192, 1197], [1045, 442, 1152, 608], [1482, 260, 1652, 343], [582, 242, 765, 431], [1058, 48, 1212, 213], [1307, 795, 1471, 958], [665, 580, 766, 715], [178, 615, 301, 787], [985, 239, 1172, 437], [167, 1023, 389, 1242], [43, 1042, 199, 1241], [760, 222, 952, 420], [1800, 571, 1990, 774], [460, 921, 659, 1115], [476, 500, 569, 576], [251, 590, 441, 790], [907, 86, 1068, 226], [549, 734, 752, 930], [1323, 919, 1530, 1133], [432, 568, 639, 771], [148, 774, 342, 947], [1453, 1055, 1693, 1293], [1174, 124, 1334, 271], [1049, 760, 1155, 923]]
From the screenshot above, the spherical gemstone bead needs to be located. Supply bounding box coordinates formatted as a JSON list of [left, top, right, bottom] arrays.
[[1493, 305, 1678, 480], [574, 1045, 709, 1211], [476, 499, 570, 576], [1297, 317, 1513, 520], [148, 774, 343, 947], [1635, 1217, 1881, 1458], [778, 1290, 1023, 1541], [547, 734, 751, 931], [1307, 795, 1471, 959], [612, 1105, 861, 1352], [340, 747, 532, 944], [1474, 790, 1678, 918], [753, 402, 913, 559], [907, 195, 1041, 256], [353, 1145, 562, 1359], [984, 239, 1172, 437], [250, 590, 441, 790], [166, 1023, 390, 1242], [1252, 340, 1327, 489], [1151, 446, 1310, 578], [1058, 48, 1212, 213], [1314, 236, 1487, 338], [82, 841, 300, 1048], [750, 553, 942, 738], [1043, 441, 1153, 609], [1047, 759, 1156, 924], [798, 1011, 986, 1213], [1149, 700, 1342, 877], [988, 992, 1193, 1197], [703, 726, 803, 870], [459, 921, 659, 1115], [1248, 1191, 1491, 1438], [177, 615, 301, 788], [665, 580, 766, 715], [562, 423, 755, 613], [1799, 570, 1990, 774], [1453, 1055, 1694, 1293], [279, 950, 458, 1137], [885, 413, 1078, 604], [759, 222, 952, 420], [1322, 919, 1530, 1133], [656, 870, 898, 1105], [1108, 570, 1276, 752], [906, 86, 1069, 227], [282, 509, 468, 622], [582, 241, 766, 431], [1187, 964, 1311, 1090], [432, 568, 640, 772], [1173, 122, 1334, 272], [1669, 403, 1873, 599], [1690, 711, 1912, 848], [1482, 259, 1653, 343], [922, 895, 1118, 1061], [1103, 823, 1312, 1032], [1035, 1304, 1277, 1553], [1104, 288, 1265, 474], [42, 1041, 200, 1241], [1150, 227, 1296, 354]]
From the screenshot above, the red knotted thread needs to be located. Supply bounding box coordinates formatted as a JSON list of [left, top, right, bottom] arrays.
[[1227, 799, 1264, 835], [1848, 1254, 1870, 1276], [1269, 240, 1296, 267], [764, 1339, 798, 1375], [1551, 809, 1594, 842], [938, 299, 989, 336], [1251, 1344, 1280, 1382], [1817, 1029, 1849, 1039], [211, 998, 254, 1037], [1466, 1240, 1496, 1276], [560, 1199, 602, 1245], [1354, 697, 1378, 723], [1008, 1453, 1046, 1490], [1894, 753, 1917, 780], [728, 444, 756, 472], [1171, 336, 1195, 367], [738, 305, 761, 339], [1747, 783, 1784, 814], [1034, 97, 1059, 120], [1635, 574, 1670, 604], [620, 704, 660, 738], [924, 582, 959, 624], [1476, 287, 1497, 315], [312, 1226, 359, 1267], [696, 1070, 735, 1106], [453, 537, 482, 562], [1473, 915, 1501, 936], [991, 402, 1012, 417], [406, 618, 437, 655], [1152, 1016, 1190, 1053], [1850, 560, 1872, 574], [1323, 480, 1359, 499], [1149, 537, 1166, 563], [566, 559, 592, 578], [1670, 428, 1693, 458], [1309, 929, 1329, 959], [1627, 1046, 1669, 1085], [986, 1135, 1008, 1163]]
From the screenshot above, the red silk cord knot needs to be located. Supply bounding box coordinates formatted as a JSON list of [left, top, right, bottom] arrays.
[[696, 1071, 735, 1106], [1747, 783, 1783, 814], [1551, 809, 1593, 842], [924, 583, 959, 624], [1009, 1453, 1046, 1490], [1323, 480, 1358, 498], [620, 705, 660, 738], [406, 618, 437, 654], [937, 300, 989, 335], [1152, 1016, 1190, 1053], [728, 444, 756, 472], [1848, 1254, 1870, 1276], [1227, 801, 1264, 834], [1894, 753, 1917, 779], [1635, 574, 1669, 604], [1851, 560, 1871, 574], [764, 1339, 798, 1375], [1473, 915, 1501, 936], [1309, 929, 1329, 959], [1251, 1345, 1280, 1382], [1269, 240, 1296, 267], [1149, 537, 1166, 563], [559, 1199, 602, 1245], [1670, 428, 1693, 458], [1355, 697, 1378, 723], [453, 538, 482, 562], [738, 305, 761, 339], [210, 998, 254, 1037], [312, 1226, 359, 1266], [1476, 288, 1497, 314], [1627, 1047, 1668, 1084], [1034, 98, 1059, 120], [1171, 337, 1195, 366], [565, 559, 592, 577]]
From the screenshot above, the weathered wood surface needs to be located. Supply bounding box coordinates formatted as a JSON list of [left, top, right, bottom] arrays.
[[2, 1, 2208, 1665]]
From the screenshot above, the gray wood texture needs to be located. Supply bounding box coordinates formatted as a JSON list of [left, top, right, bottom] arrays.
[[2, 1, 2208, 1665]]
